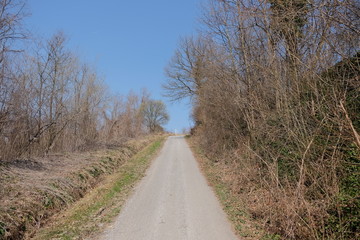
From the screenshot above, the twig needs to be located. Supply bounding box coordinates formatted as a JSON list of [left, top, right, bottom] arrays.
[[340, 100, 360, 149]]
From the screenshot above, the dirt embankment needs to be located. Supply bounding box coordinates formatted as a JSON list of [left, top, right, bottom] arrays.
[[0, 135, 162, 240]]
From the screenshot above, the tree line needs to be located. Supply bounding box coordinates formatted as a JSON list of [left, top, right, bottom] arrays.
[[164, 0, 359, 239], [0, 0, 169, 161]]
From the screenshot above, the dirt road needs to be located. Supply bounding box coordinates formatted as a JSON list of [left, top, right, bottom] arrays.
[[99, 136, 238, 240]]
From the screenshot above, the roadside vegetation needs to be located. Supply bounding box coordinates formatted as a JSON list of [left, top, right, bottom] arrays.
[[31, 136, 165, 240], [0, 0, 169, 162], [166, 0, 359, 239], [0, 135, 166, 239], [0, 0, 170, 239], [187, 137, 265, 239]]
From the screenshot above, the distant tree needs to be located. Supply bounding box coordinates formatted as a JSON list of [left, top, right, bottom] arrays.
[[141, 100, 169, 133], [163, 36, 210, 102]]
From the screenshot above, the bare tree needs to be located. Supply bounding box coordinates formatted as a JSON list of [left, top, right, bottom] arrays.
[[0, 2, 165, 162], [164, 0, 360, 238], [0, 0, 26, 160], [163, 36, 212, 102], [141, 100, 169, 133]]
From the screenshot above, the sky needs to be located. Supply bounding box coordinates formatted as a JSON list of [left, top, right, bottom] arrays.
[[25, 0, 202, 133]]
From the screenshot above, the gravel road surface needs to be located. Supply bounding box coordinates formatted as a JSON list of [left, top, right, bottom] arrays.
[[99, 136, 238, 240]]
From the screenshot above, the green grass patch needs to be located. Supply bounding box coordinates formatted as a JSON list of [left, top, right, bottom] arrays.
[[32, 137, 165, 240]]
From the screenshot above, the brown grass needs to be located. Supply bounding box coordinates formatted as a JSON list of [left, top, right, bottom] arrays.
[[0, 134, 165, 240], [186, 136, 273, 240]]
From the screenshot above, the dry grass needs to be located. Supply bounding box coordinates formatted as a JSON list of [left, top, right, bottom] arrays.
[[186, 136, 276, 240], [0, 134, 166, 240], [31, 135, 166, 240]]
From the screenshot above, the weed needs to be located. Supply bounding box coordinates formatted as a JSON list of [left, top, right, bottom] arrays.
[[0, 221, 5, 238], [43, 196, 54, 209], [261, 234, 282, 240]]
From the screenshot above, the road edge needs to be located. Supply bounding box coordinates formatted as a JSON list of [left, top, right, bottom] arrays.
[[185, 136, 272, 240], [31, 135, 167, 240]]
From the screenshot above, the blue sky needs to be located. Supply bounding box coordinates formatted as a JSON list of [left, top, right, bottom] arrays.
[[26, 0, 202, 132]]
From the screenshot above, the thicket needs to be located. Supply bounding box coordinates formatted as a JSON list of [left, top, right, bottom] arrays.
[[164, 0, 359, 239], [0, 0, 168, 162]]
